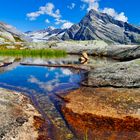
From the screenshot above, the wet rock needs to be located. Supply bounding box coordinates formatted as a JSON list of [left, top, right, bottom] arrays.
[[84, 58, 140, 88], [16, 117, 28, 126], [59, 87, 140, 140]]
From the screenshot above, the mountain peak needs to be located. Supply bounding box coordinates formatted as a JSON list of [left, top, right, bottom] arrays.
[[62, 9, 140, 44]]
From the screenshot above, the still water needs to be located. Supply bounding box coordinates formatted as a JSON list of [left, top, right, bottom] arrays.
[[0, 55, 120, 140], [0, 56, 86, 140]]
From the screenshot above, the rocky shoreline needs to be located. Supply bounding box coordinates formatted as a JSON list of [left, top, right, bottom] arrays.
[[0, 88, 49, 140]]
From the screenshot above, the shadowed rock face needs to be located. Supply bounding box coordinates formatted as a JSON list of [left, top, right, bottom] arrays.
[[62, 9, 140, 44], [59, 87, 140, 140]]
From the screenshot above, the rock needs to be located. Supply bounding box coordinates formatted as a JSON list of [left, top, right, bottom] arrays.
[[83, 58, 140, 88], [6, 45, 16, 49], [0, 31, 15, 42], [82, 51, 89, 60], [55, 40, 108, 54], [0, 22, 32, 43], [0, 62, 4, 67], [107, 45, 140, 61], [59, 87, 140, 140], [0, 88, 49, 140], [79, 52, 89, 64], [16, 117, 28, 126], [79, 56, 86, 64]]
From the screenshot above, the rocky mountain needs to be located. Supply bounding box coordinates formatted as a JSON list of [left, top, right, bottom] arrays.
[[62, 9, 140, 44], [25, 9, 140, 44], [0, 22, 32, 45], [26, 27, 66, 42]]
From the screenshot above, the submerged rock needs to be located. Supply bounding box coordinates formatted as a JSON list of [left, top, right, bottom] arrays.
[[59, 87, 140, 140]]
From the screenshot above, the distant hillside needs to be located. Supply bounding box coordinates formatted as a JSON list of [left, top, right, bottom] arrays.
[[0, 22, 32, 44], [26, 27, 66, 42]]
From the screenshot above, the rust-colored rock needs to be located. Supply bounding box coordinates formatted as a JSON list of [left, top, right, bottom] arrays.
[[59, 87, 140, 140]]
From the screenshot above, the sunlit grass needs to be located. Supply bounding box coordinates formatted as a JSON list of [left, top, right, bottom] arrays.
[[0, 49, 67, 58]]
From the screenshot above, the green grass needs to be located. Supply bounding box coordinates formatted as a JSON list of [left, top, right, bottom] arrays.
[[84, 130, 88, 140], [0, 49, 67, 58]]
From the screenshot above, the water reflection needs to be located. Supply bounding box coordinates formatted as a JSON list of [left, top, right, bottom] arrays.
[[0, 65, 82, 94], [0, 61, 84, 139], [0, 55, 120, 139]]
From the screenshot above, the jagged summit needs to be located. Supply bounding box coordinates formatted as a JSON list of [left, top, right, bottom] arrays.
[[62, 9, 140, 44]]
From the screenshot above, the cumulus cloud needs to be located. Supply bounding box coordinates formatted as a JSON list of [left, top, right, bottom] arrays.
[[45, 19, 50, 23], [102, 8, 128, 22], [80, 4, 86, 11], [67, 3, 76, 10], [61, 22, 73, 29], [61, 69, 73, 75], [27, 3, 61, 21], [55, 18, 67, 25], [27, 2, 73, 28], [81, 0, 128, 22], [81, 0, 99, 11], [55, 18, 73, 29], [28, 75, 60, 92], [26, 12, 40, 21]]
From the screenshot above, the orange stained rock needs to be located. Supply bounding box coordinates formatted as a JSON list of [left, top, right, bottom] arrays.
[[60, 87, 140, 140]]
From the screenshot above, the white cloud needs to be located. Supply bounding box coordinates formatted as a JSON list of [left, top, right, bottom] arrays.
[[61, 69, 73, 75], [45, 19, 50, 23], [102, 8, 128, 22], [115, 12, 128, 22], [27, 2, 73, 28], [55, 18, 67, 25], [80, 4, 86, 11], [81, 0, 128, 22], [67, 3, 76, 10], [27, 3, 61, 21], [61, 22, 73, 29], [81, 0, 99, 11], [26, 12, 40, 21], [55, 18, 73, 29]]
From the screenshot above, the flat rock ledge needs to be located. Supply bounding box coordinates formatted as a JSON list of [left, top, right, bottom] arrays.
[[58, 87, 140, 140], [0, 88, 48, 140], [83, 58, 140, 88]]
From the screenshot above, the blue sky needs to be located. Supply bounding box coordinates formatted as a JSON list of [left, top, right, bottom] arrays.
[[0, 0, 139, 31]]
